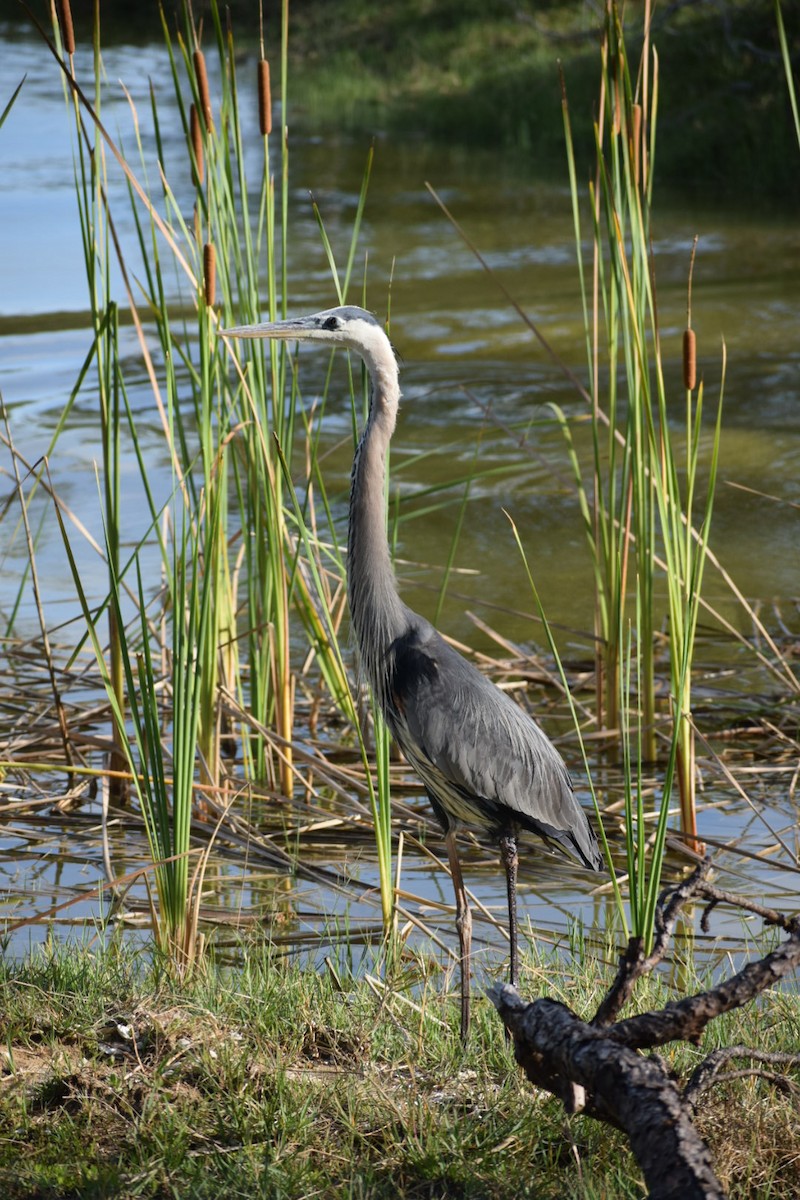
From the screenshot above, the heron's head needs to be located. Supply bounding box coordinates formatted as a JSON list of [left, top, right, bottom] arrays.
[[222, 305, 396, 380]]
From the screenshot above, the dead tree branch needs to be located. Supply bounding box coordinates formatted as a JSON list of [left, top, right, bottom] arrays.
[[593, 860, 713, 1028], [489, 858, 800, 1200], [684, 1045, 800, 1109]]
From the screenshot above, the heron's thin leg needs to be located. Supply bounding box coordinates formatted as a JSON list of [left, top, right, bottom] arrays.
[[445, 828, 472, 1042], [499, 833, 519, 988]]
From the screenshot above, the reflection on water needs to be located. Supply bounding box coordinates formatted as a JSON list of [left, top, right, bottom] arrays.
[[1, 31, 799, 969]]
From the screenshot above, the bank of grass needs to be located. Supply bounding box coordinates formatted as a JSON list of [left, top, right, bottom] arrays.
[[1, 941, 798, 1199], [283, 0, 800, 204]]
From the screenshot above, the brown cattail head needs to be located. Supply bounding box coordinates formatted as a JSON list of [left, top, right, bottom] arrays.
[[57, 0, 76, 56], [190, 104, 204, 186], [683, 328, 697, 391], [193, 49, 213, 131], [203, 243, 216, 308], [258, 59, 272, 136], [630, 102, 642, 188]]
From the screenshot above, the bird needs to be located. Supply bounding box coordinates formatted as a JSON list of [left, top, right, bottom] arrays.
[[223, 305, 604, 1040]]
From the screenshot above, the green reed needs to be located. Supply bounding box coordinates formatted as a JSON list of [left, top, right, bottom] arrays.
[[776, 0, 800, 151], [617, 583, 679, 945], [58, 487, 215, 966], [41, 0, 403, 949], [562, 1, 723, 853], [0, 75, 25, 131], [54, 2, 129, 799]]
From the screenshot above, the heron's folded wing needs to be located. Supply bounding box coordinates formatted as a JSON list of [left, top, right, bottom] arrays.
[[390, 624, 598, 863]]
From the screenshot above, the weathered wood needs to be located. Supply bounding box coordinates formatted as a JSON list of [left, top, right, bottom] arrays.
[[610, 931, 800, 1050], [490, 984, 726, 1200], [489, 862, 800, 1200]]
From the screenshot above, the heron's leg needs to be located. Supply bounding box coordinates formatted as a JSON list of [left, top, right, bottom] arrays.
[[444, 828, 472, 1042], [499, 833, 520, 988]]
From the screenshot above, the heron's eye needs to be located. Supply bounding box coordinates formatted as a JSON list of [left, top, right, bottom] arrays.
[[323, 316, 339, 331]]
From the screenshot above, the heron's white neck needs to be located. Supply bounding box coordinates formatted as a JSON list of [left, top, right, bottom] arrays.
[[347, 360, 407, 700]]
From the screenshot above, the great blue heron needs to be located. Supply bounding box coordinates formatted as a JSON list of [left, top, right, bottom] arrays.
[[224, 305, 604, 1039]]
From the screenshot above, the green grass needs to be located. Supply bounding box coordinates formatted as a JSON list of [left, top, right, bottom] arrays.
[[1, 941, 798, 1199], [281, 0, 799, 205]]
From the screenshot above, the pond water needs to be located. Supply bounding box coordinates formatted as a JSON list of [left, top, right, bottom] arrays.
[[1, 27, 799, 983]]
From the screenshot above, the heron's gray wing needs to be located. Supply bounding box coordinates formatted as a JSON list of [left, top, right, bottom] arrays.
[[388, 619, 602, 870]]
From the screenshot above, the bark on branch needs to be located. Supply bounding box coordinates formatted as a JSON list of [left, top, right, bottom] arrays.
[[489, 860, 800, 1199], [489, 984, 725, 1200]]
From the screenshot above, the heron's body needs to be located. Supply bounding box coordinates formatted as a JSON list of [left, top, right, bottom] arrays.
[[224, 305, 603, 1038]]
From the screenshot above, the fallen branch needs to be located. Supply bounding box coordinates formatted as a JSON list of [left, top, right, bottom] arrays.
[[489, 985, 724, 1200], [489, 859, 800, 1200]]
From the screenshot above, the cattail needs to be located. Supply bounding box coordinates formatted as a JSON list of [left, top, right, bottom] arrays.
[[190, 103, 204, 186], [204, 242, 216, 308], [57, 0, 75, 56], [193, 49, 213, 131], [683, 328, 697, 391], [630, 102, 642, 188], [258, 58, 272, 136]]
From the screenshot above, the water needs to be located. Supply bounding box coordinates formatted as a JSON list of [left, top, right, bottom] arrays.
[[1, 29, 799, 975]]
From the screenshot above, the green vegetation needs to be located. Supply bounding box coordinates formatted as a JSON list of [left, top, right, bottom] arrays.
[[1, 941, 799, 1199], [283, 0, 799, 204], [41, 0, 402, 950], [0, 0, 790, 994], [560, 7, 724, 892]]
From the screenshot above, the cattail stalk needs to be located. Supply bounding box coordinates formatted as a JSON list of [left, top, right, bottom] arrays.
[[57, 0, 75, 55], [194, 49, 213, 130], [258, 59, 272, 136], [190, 104, 204, 186], [204, 243, 216, 307], [682, 329, 696, 391]]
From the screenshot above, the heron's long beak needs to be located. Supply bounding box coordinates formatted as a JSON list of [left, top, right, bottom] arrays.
[[221, 317, 319, 340]]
